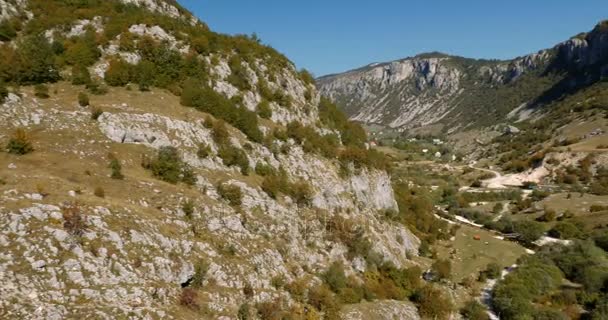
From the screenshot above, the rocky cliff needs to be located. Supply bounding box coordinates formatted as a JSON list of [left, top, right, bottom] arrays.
[[318, 21, 608, 133], [0, 1, 420, 319]]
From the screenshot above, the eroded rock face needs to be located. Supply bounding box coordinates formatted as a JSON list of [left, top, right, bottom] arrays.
[[317, 53, 551, 131], [1, 85, 418, 318], [318, 23, 608, 132], [556, 23, 608, 74]]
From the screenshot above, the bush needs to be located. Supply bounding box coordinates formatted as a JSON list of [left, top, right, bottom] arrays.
[[78, 92, 90, 107], [261, 172, 314, 206], [64, 33, 101, 66], [0, 81, 7, 103], [197, 143, 211, 159], [62, 203, 87, 237], [431, 259, 451, 280], [182, 200, 194, 219], [94, 187, 105, 198], [108, 155, 124, 180], [91, 107, 103, 120], [257, 100, 272, 119], [12, 35, 60, 84], [104, 59, 132, 86], [514, 220, 545, 245], [548, 222, 582, 239], [323, 262, 347, 293], [308, 284, 339, 312], [461, 300, 489, 320], [180, 81, 263, 143], [482, 262, 502, 280], [179, 288, 199, 310], [412, 285, 453, 320], [218, 145, 249, 175], [211, 120, 230, 145], [6, 128, 34, 155], [72, 65, 91, 85], [145, 146, 194, 185], [217, 183, 243, 206], [255, 162, 275, 177], [34, 84, 50, 98], [0, 19, 17, 41]]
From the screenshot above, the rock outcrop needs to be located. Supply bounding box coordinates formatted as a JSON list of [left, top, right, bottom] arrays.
[[318, 21, 608, 133]]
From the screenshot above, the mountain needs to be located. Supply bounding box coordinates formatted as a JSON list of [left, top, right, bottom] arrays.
[[0, 1, 423, 319], [318, 21, 608, 134]]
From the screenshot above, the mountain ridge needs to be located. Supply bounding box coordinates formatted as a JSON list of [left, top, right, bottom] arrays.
[[317, 20, 608, 132]]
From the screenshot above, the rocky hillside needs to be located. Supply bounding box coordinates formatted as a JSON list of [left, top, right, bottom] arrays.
[[318, 21, 608, 133], [0, 1, 423, 319]]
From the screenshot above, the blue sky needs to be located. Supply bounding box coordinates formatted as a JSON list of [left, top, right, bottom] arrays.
[[180, 1, 607, 76]]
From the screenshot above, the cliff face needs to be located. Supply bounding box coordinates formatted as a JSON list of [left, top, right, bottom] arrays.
[[0, 1, 420, 319], [318, 22, 608, 132]]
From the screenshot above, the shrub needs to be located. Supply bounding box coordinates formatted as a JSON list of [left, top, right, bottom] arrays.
[[590, 205, 608, 212], [86, 81, 108, 95], [308, 284, 339, 312], [104, 59, 132, 86], [237, 303, 251, 320], [6, 128, 34, 155], [412, 285, 453, 320], [72, 65, 91, 85], [211, 120, 230, 145], [256, 299, 286, 320], [94, 187, 105, 198], [298, 69, 315, 85], [255, 162, 275, 177], [218, 145, 250, 175], [182, 200, 194, 219], [62, 203, 87, 237], [217, 183, 243, 206], [0, 81, 7, 103], [431, 259, 451, 280], [461, 300, 489, 320], [513, 220, 545, 245], [64, 34, 101, 66], [34, 84, 50, 98], [0, 19, 17, 41], [180, 81, 263, 143], [12, 34, 60, 84], [257, 100, 272, 119], [322, 262, 347, 293], [145, 146, 194, 185], [78, 92, 90, 107], [197, 143, 211, 159], [492, 202, 504, 214], [108, 155, 124, 180], [548, 222, 582, 239], [261, 173, 314, 206], [179, 288, 199, 310], [91, 107, 103, 120], [189, 260, 208, 288], [482, 262, 502, 280]]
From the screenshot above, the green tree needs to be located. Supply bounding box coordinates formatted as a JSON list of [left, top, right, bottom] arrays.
[[64, 36, 100, 66], [104, 59, 132, 86], [514, 220, 545, 244], [14, 34, 60, 84], [72, 65, 91, 85], [135, 60, 156, 91], [461, 300, 489, 320]]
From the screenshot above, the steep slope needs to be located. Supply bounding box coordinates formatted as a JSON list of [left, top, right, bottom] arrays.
[[0, 1, 421, 319], [318, 22, 608, 133]]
